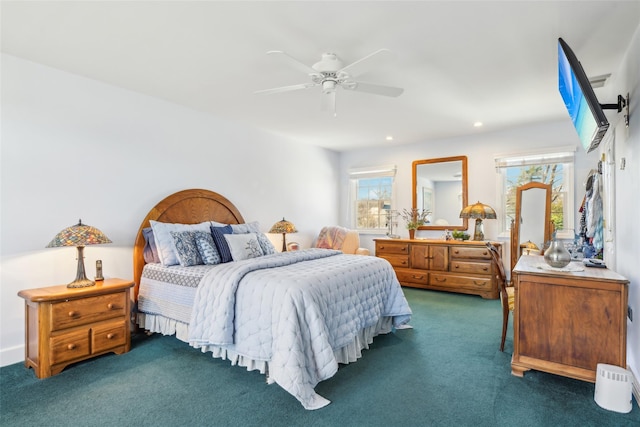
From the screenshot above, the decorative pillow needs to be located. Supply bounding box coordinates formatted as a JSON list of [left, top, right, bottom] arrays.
[[142, 227, 161, 264], [210, 225, 233, 263], [150, 220, 213, 266], [170, 231, 203, 267], [224, 233, 264, 261], [194, 231, 221, 265], [231, 221, 276, 255]]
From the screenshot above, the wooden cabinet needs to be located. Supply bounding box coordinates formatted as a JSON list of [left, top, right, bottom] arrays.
[[511, 255, 628, 382], [375, 239, 500, 299], [18, 278, 134, 379]]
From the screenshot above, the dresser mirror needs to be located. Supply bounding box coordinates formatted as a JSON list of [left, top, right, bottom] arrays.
[[412, 156, 468, 230], [510, 182, 552, 271]]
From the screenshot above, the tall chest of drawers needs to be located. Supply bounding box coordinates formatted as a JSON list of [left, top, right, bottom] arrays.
[[18, 278, 134, 378], [375, 239, 500, 299]]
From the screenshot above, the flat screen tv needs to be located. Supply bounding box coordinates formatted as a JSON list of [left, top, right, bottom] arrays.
[[558, 37, 609, 153]]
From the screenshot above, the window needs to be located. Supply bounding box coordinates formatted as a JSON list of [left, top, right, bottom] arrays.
[[349, 165, 396, 232], [495, 148, 575, 239]]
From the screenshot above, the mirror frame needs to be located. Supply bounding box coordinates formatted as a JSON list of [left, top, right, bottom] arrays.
[[412, 155, 468, 231], [510, 181, 552, 271]]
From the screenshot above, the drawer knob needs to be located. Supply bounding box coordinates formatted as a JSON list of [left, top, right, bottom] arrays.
[[68, 311, 76, 317], [483, 266, 488, 271], [67, 343, 76, 350], [401, 261, 407, 265], [380, 245, 385, 249], [435, 277, 446, 283], [107, 303, 114, 310], [454, 265, 459, 269], [106, 333, 115, 339]]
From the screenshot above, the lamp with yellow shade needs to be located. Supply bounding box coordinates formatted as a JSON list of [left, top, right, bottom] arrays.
[[268, 218, 297, 252], [459, 201, 497, 241]]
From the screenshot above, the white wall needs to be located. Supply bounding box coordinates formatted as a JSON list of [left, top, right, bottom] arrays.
[[0, 54, 340, 365], [338, 25, 640, 383], [607, 23, 640, 387]]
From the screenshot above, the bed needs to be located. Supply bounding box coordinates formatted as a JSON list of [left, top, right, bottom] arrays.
[[133, 189, 412, 409]]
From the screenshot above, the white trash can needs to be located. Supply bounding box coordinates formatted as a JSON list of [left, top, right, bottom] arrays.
[[594, 363, 632, 413]]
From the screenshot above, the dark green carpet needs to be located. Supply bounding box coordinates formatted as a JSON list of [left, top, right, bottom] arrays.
[[1, 288, 638, 426]]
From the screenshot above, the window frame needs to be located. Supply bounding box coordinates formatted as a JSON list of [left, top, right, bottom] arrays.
[[495, 147, 576, 241], [348, 165, 397, 234]]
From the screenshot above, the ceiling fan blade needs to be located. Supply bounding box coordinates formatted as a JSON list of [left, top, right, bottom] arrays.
[[254, 83, 317, 95], [338, 49, 394, 78], [343, 81, 404, 97], [266, 50, 320, 76], [321, 90, 336, 116]]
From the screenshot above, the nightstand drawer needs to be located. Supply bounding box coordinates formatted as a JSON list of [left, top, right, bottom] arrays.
[[92, 321, 127, 353], [50, 329, 90, 365], [450, 260, 491, 275], [450, 246, 491, 260], [51, 292, 127, 331]]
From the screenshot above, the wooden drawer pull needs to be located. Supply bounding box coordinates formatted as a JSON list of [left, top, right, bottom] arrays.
[[107, 303, 114, 310], [67, 343, 76, 350], [68, 311, 76, 317], [474, 281, 485, 285], [400, 261, 407, 265], [435, 277, 446, 282], [412, 275, 424, 280], [483, 266, 488, 271], [106, 333, 115, 339]]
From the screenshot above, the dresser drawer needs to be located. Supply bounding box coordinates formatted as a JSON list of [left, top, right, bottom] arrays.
[[379, 254, 409, 268], [430, 273, 493, 291], [395, 268, 428, 285], [50, 329, 90, 365], [92, 321, 127, 353], [450, 246, 491, 260], [376, 241, 409, 255], [51, 292, 127, 331], [450, 260, 491, 275]]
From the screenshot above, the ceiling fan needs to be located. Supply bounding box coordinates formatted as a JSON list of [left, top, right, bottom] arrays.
[[255, 49, 404, 115]]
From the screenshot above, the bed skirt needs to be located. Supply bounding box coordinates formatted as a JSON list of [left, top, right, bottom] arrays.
[[137, 313, 394, 379]]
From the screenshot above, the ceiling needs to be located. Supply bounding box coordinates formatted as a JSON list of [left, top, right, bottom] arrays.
[[2, 1, 639, 152]]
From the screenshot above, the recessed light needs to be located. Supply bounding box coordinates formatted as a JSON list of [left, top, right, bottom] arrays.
[[473, 121, 483, 128], [386, 135, 394, 141]]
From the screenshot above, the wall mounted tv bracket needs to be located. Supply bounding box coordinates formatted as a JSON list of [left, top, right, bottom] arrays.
[[600, 93, 630, 127]]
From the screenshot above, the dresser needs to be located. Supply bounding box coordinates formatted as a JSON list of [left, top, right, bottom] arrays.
[[374, 239, 501, 299], [511, 255, 628, 382], [18, 278, 134, 379]]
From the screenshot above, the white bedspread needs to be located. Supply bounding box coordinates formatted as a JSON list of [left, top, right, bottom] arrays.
[[188, 249, 412, 409]]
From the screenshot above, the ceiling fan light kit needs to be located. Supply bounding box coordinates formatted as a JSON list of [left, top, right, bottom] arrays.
[[256, 49, 404, 114]]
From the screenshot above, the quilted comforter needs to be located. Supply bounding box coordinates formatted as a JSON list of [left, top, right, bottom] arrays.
[[188, 249, 412, 409]]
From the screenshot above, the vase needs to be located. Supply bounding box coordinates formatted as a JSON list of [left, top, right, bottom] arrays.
[[544, 237, 571, 268], [409, 229, 415, 240]]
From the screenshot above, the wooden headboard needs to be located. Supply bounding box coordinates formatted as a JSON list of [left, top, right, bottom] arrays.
[[133, 189, 245, 299]]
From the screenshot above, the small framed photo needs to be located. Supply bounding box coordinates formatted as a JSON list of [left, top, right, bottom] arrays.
[[287, 242, 300, 251]]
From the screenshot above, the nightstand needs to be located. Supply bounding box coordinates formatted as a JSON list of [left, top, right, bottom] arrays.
[[18, 278, 134, 379]]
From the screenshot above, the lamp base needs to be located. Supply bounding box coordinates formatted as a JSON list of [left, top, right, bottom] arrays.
[[473, 218, 485, 241], [67, 246, 95, 288], [67, 278, 96, 288]]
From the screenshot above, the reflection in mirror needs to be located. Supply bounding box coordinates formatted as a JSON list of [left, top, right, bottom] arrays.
[[412, 156, 468, 230], [510, 182, 552, 271]]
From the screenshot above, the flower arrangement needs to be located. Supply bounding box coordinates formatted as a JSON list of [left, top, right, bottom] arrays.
[[400, 208, 431, 230]]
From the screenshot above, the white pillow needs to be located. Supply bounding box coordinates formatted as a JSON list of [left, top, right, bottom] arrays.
[[224, 233, 264, 261], [150, 220, 218, 266]]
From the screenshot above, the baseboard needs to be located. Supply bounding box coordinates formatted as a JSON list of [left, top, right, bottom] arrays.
[[0, 345, 24, 368]]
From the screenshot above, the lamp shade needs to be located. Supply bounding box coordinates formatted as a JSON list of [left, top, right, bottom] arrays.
[[46, 219, 112, 288], [459, 201, 497, 220], [268, 218, 297, 234], [269, 218, 297, 252], [46, 220, 112, 248]]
